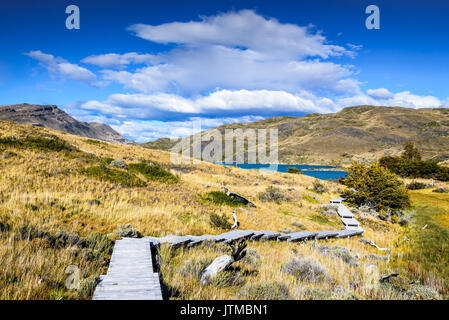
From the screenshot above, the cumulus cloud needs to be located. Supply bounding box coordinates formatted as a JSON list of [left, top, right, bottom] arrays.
[[367, 88, 394, 99], [92, 10, 360, 96], [80, 89, 338, 122], [365, 89, 443, 108], [81, 52, 159, 69], [128, 10, 355, 60], [25, 50, 96, 82]]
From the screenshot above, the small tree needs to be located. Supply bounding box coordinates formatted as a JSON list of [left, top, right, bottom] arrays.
[[401, 142, 421, 161], [341, 161, 410, 212]]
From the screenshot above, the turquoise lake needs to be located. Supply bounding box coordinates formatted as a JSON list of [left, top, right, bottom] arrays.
[[217, 163, 346, 180]]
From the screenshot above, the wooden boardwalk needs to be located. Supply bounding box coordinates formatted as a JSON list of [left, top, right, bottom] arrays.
[[92, 238, 162, 300], [93, 199, 363, 300]]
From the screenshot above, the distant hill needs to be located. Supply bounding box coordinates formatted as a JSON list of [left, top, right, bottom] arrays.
[[142, 106, 449, 165], [0, 103, 133, 144]]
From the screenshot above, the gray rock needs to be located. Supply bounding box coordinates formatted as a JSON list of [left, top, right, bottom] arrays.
[[110, 160, 128, 170]]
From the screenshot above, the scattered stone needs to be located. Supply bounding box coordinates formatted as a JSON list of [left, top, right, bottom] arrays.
[[114, 224, 142, 238], [109, 159, 128, 170]]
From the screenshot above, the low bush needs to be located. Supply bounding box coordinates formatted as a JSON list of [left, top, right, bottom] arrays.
[[287, 167, 303, 174], [114, 224, 142, 238], [282, 255, 331, 283], [209, 212, 232, 229], [312, 180, 327, 193], [201, 191, 242, 207], [180, 258, 213, 279], [433, 187, 448, 193], [82, 165, 147, 187], [129, 161, 179, 184], [212, 270, 245, 288], [0, 135, 77, 153], [407, 181, 428, 190], [258, 186, 289, 203], [316, 245, 357, 265]]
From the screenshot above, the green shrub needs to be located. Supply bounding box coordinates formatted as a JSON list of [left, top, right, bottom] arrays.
[[85, 139, 106, 146], [379, 143, 449, 181], [287, 167, 303, 174], [407, 182, 428, 190], [129, 162, 179, 184], [239, 282, 290, 300], [82, 165, 147, 187], [0, 135, 77, 153], [201, 191, 242, 207], [209, 212, 232, 229], [341, 161, 410, 212]]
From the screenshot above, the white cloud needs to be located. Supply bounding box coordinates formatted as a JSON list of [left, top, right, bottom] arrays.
[[81, 52, 159, 69], [80, 89, 338, 122], [367, 88, 394, 99], [109, 115, 264, 142], [128, 10, 355, 60], [389, 91, 442, 109], [25, 50, 96, 82], [93, 10, 360, 96]]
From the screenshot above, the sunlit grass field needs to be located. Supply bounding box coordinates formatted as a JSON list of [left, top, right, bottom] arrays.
[[0, 120, 447, 300]]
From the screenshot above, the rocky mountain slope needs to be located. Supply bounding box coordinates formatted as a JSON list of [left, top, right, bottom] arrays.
[[142, 106, 449, 165], [0, 103, 133, 144]]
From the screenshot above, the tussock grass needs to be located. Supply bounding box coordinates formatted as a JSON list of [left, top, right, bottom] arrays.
[[0, 120, 447, 299], [129, 162, 179, 184]]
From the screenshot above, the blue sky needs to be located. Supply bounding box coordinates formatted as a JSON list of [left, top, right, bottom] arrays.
[[0, 0, 448, 142]]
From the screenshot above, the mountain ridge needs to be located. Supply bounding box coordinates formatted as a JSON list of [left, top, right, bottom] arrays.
[[142, 105, 449, 165], [0, 103, 133, 144]]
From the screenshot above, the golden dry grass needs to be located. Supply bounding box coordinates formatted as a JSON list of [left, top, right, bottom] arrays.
[[0, 120, 447, 300]]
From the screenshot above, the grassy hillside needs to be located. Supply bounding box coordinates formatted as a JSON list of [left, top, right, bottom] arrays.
[[0, 120, 447, 300], [143, 106, 449, 166]]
